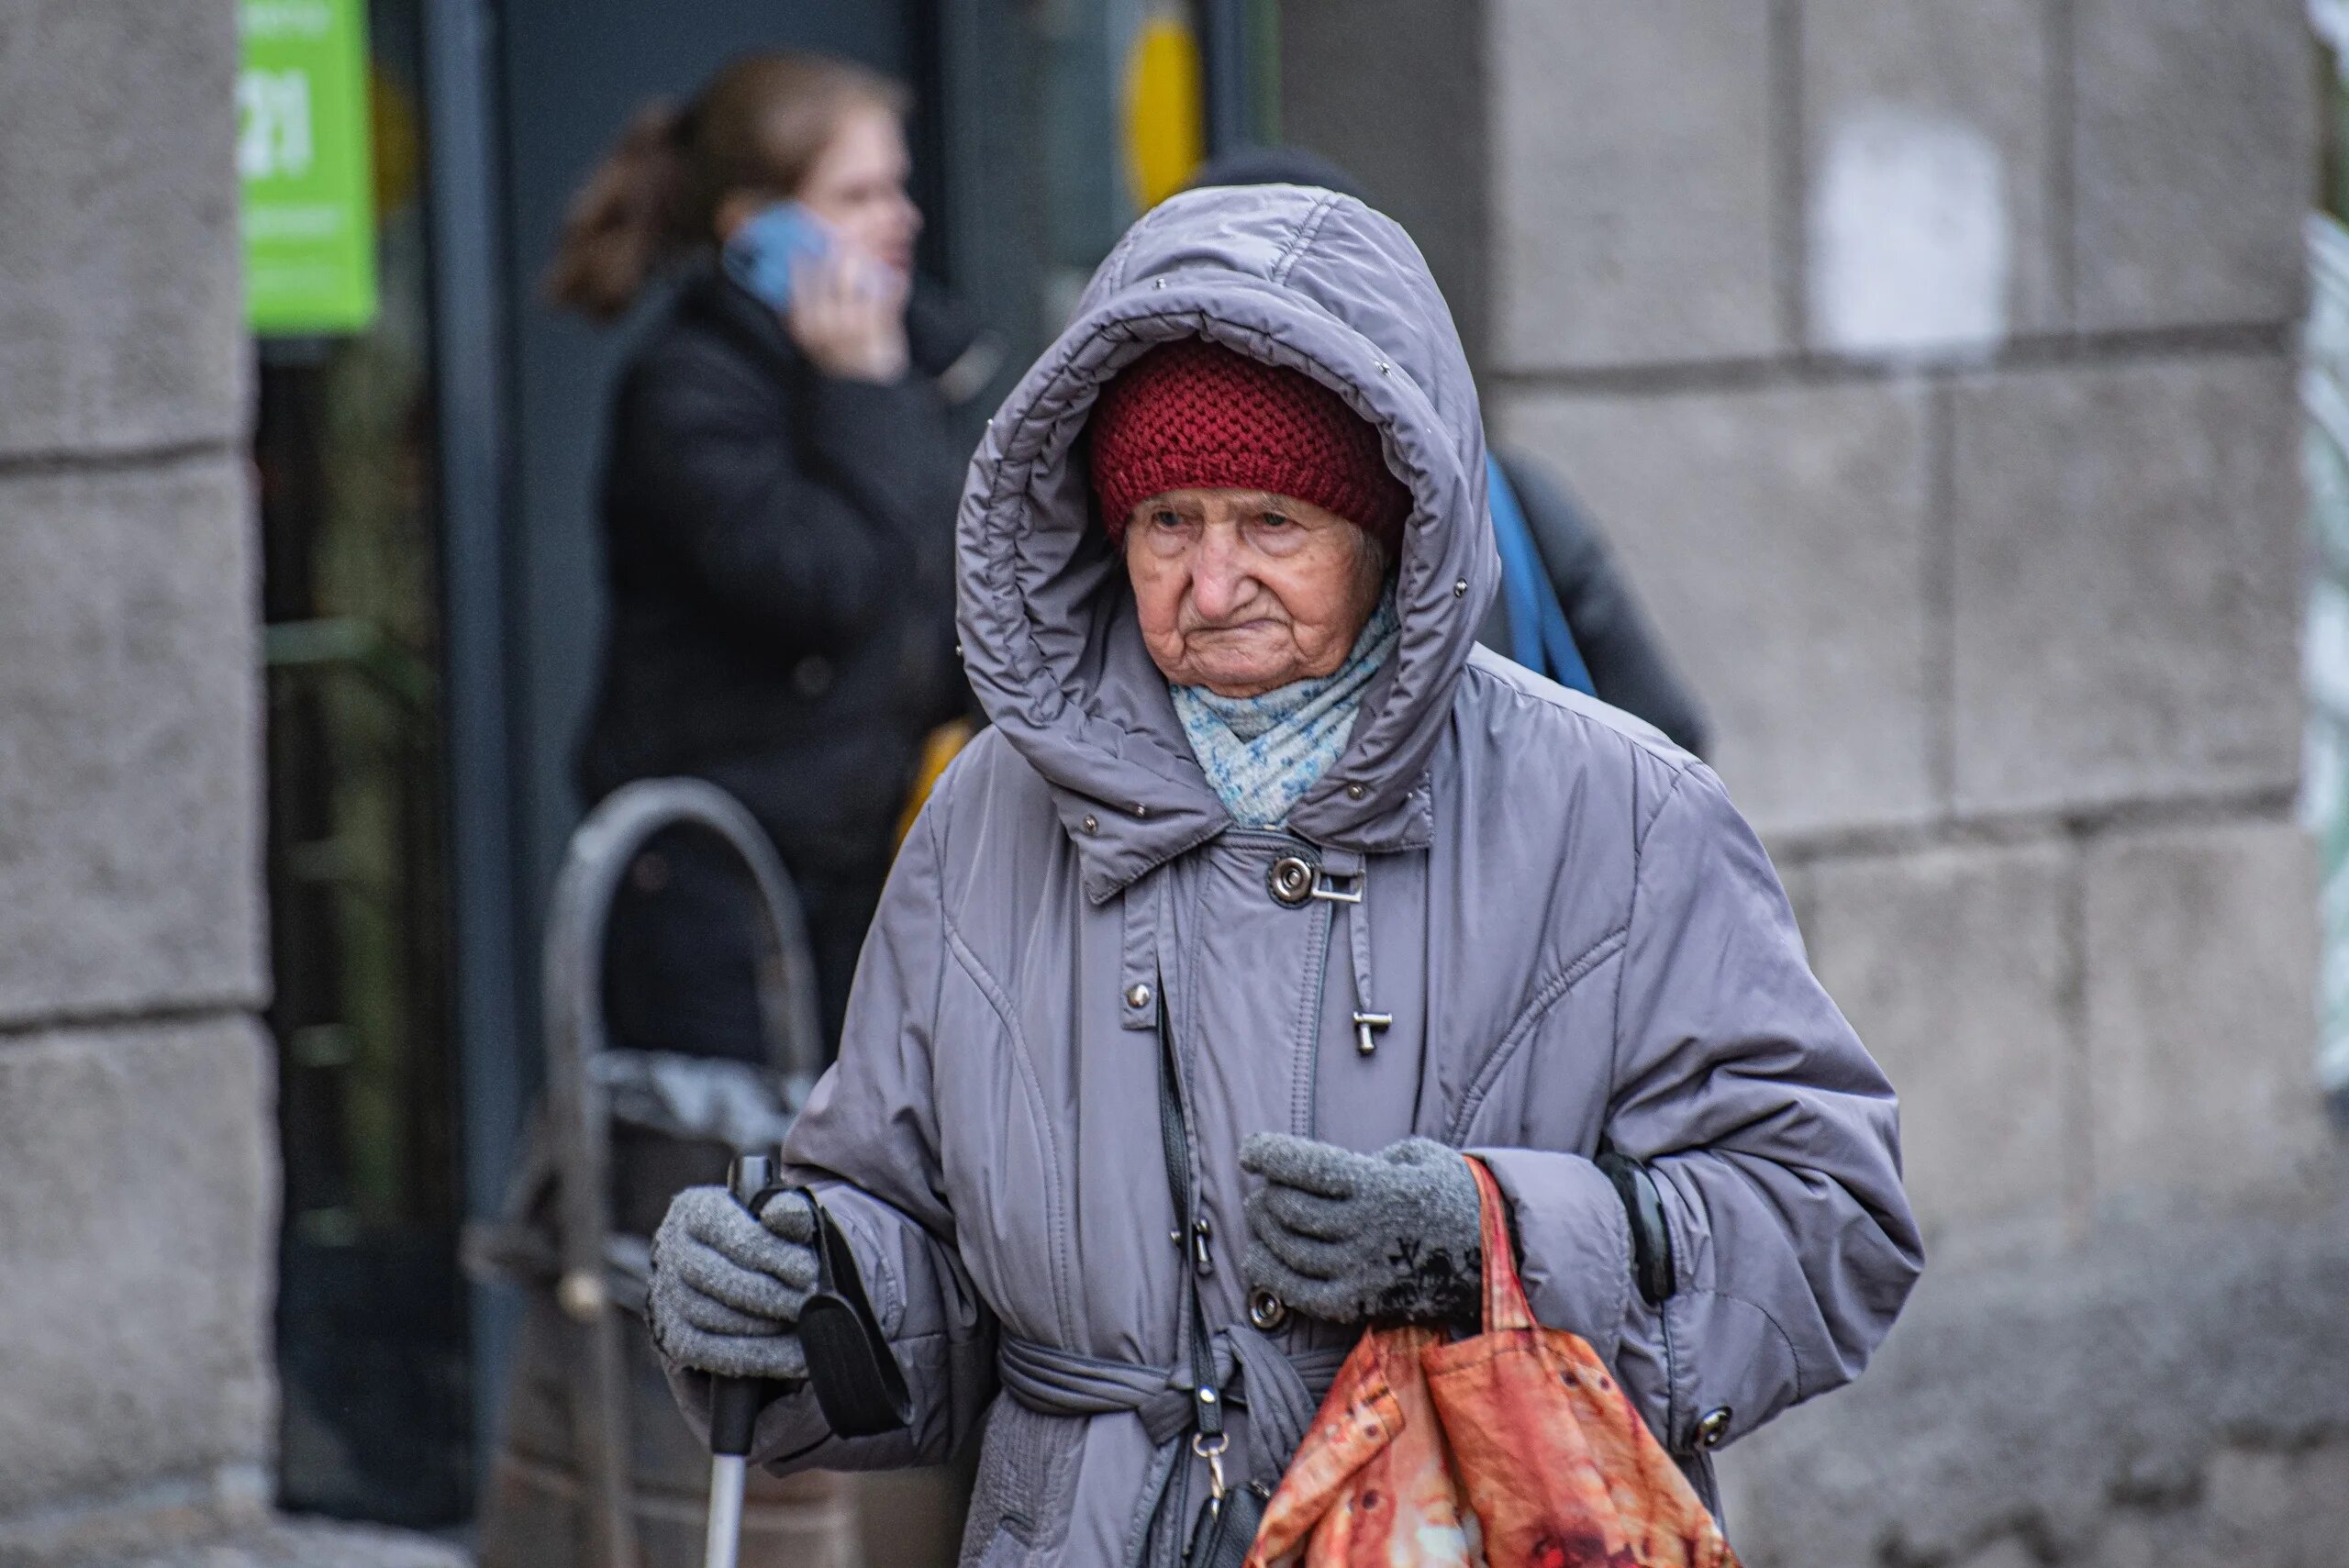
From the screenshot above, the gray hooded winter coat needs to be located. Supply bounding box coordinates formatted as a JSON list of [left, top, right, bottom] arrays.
[[666, 184, 1922, 1565]]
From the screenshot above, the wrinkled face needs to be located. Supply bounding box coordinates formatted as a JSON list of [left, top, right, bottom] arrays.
[[1126, 488, 1386, 698], [796, 102, 919, 275]]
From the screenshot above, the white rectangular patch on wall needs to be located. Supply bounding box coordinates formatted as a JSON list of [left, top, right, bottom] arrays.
[[1809, 106, 2010, 359]]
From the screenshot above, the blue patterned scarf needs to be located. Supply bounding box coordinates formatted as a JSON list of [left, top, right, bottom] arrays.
[[1172, 593, 1400, 828]]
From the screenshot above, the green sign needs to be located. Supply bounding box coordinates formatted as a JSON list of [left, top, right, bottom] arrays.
[[239, 0, 377, 335]]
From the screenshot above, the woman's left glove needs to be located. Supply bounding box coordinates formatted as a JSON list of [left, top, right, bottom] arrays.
[[1239, 1133, 1483, 1327], [647, 1185, 819, 1381]]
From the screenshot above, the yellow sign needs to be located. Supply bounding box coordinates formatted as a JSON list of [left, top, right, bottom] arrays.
[[1124, 17, 1205, 212]]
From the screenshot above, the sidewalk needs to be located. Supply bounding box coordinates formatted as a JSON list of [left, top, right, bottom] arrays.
[[0, 1506, 467, 1568]]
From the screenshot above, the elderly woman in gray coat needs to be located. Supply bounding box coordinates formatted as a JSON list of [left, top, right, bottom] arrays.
[[649, 183, 1923, 1566]]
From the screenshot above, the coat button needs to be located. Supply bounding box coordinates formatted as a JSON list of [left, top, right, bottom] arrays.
[[1248, 1289, 1289, 1332], [1125, 983, 1152, 1009], [1344, 783, 1366, 800], [1266, 856, 1316, 906], [1695, 1407, 1732, 1449]]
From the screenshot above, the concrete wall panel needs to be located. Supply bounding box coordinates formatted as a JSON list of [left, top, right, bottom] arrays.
[[2072, 0, 2312, 332], [2082, 1442, 2349, 1567], [1502, 383, 1932, 834], [1279, 0, 1488, 363], [1949, 357, 2302, 816], [1719, 1203, 2349, 1567], [0, 0, 246, 458], [0, 460, 265, 1026], [1805, 842, 2074, 1245], [1489, 0, 1780, 370], [2084, 818, 2329, 1206], [1801, 0, 2059, 353], [1475, 0, 2330, 1560], [0, 1018, 274, 1516]]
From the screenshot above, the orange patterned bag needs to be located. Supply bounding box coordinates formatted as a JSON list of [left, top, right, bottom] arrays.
[[1246, 1159, 1739, 1568]]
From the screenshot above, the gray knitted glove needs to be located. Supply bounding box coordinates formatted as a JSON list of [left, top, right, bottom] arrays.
[[647, 1185, 818, 1381], [1240, 1133, 1484, 1328]]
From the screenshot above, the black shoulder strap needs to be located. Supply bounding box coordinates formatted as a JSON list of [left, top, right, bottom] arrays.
[[1154, 991, 1223, 1450]]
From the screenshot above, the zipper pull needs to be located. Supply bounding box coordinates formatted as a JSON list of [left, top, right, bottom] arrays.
[[1191, 1215, 1214, 1276]]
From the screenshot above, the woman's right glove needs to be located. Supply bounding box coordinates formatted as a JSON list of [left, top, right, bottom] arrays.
[[647, 1184, 818, 1381]]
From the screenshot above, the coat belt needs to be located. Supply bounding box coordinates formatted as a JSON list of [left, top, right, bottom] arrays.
[[997, 1327, 1348, 1483]]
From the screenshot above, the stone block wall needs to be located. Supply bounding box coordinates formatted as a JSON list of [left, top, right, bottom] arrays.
[[0, 0, 275, 1537], [1291, 0, 2343, 1562]]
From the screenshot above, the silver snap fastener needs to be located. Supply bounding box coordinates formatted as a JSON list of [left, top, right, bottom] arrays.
[[1081, 815, 1098, 833], [1344, 783, 1366, 800], [1695, 1407, 1732, 1449], [1133, 804, 1149, 818], [1153, 277, 1167, 290], [1453, 578, 1468, 597], [1248, 1289, 1289, 1331], [1125, 983, 1152, 1009], [1375, 361, 1390, 374], [1267, 856, 1316, 906]]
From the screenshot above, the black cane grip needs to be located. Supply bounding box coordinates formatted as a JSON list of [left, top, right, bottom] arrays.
[[707, 1151, 782, 1459], [709, 1374, 765, 1459]]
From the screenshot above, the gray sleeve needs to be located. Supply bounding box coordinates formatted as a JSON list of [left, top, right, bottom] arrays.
[[1484, 764, 1921, 1454], [1501, 451, 1712, 757], [663, 802, 999, 1473]]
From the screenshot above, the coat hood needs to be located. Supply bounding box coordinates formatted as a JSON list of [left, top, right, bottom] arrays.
[[956, 183, 1500, 901]]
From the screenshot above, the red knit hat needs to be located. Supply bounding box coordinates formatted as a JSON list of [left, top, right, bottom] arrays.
[[1087, 339, 1412, 550]]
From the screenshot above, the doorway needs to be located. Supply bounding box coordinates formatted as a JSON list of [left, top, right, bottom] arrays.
[[255, 0, 472, 1525]]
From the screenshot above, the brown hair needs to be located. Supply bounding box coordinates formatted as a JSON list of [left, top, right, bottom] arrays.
[[545, 51, 909, 320]]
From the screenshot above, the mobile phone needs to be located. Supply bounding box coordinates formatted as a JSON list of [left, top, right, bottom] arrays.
[[722, 201, 831, 311]]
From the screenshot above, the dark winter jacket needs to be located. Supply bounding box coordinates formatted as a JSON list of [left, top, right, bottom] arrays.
[[663, 184, 1920, 1566], [576, 268, 976, 880], [1480, 451, 1712, 756]]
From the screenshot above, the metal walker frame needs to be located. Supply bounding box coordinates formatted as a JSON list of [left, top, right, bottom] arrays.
[[537, 778, 823, 1568]]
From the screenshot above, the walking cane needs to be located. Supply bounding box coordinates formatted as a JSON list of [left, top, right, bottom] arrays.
[[704, 1151, 779, 1568]]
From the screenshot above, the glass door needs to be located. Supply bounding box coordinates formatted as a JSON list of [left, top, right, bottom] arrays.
[[249, 0, 473, 1525]]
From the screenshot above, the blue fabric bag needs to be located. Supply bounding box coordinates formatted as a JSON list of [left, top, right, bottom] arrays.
[[1486, 453, 1594, 695]]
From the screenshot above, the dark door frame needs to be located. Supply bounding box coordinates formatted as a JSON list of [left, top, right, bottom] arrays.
[[418, 0, 529, 1467]]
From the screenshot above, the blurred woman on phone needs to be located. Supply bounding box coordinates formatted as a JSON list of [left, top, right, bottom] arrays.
[[551, 52, 990, 1061]]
